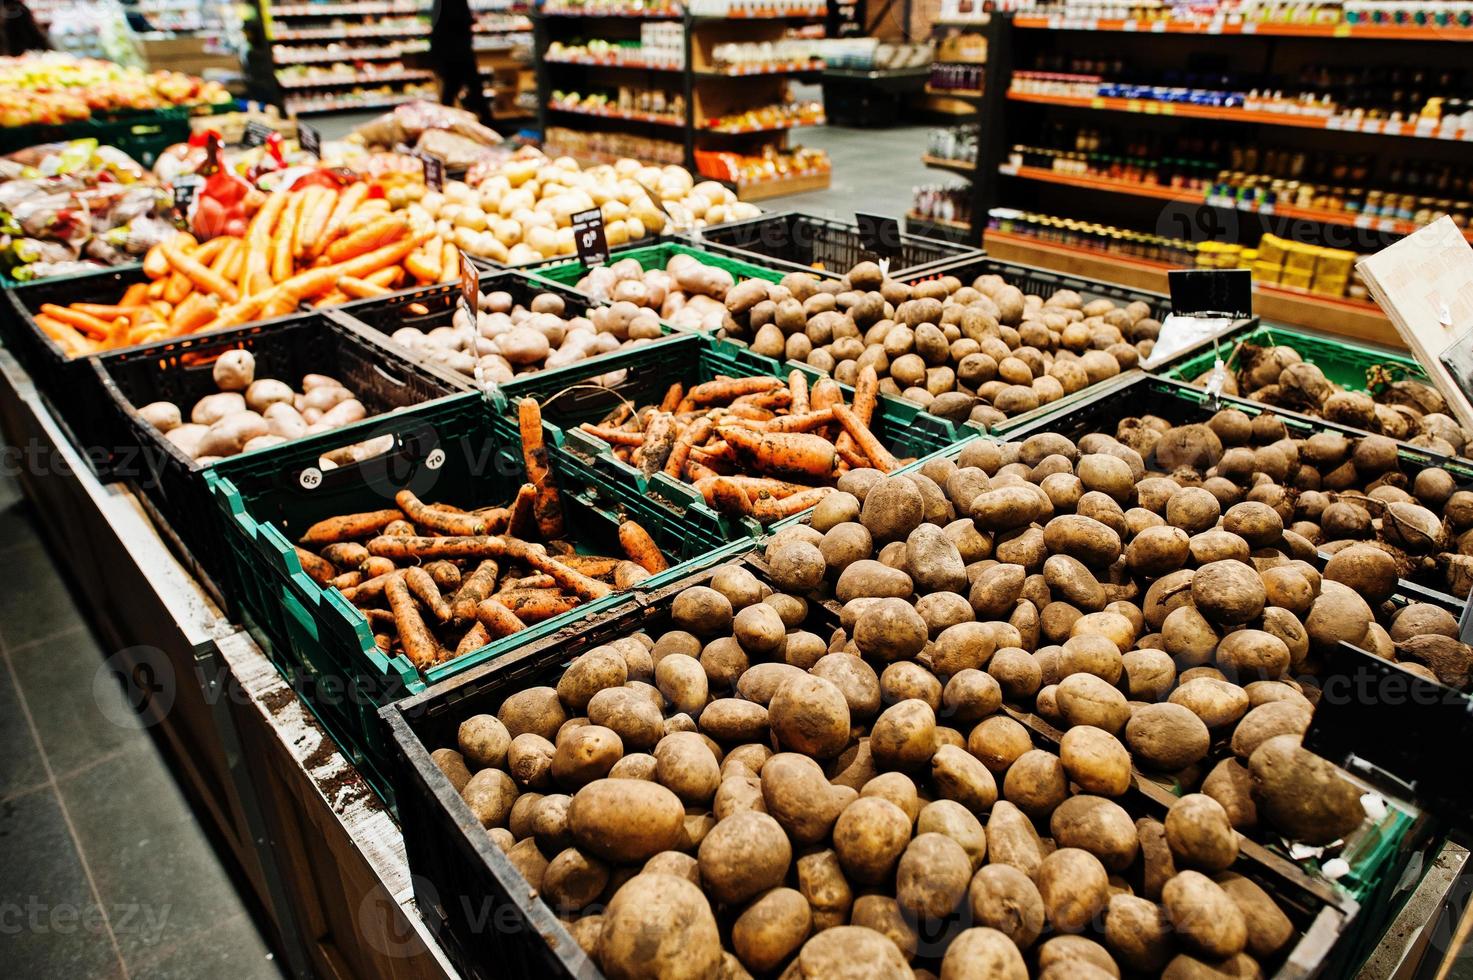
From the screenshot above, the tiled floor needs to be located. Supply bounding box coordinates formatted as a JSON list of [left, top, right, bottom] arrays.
[[0, 472, 282, 980]]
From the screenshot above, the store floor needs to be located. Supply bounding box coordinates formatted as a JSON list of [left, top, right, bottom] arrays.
[[0, 472, 282, 979]]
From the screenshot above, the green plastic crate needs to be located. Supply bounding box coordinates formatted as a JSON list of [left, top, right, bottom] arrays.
[[1160, 323, 1425, 395], [206, 392, 746, 805], [529, 241, 793, 293]]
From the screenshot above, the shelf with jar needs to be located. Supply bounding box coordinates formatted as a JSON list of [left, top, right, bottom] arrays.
[[1005, 0, 1473, 40], [694, 145, 830, 199], [261, 0, 436, 106]]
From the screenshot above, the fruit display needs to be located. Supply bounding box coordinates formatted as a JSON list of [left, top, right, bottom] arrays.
[[1181, 341, 1473, 454], [0, 53, 231, 127], [717, 262, 1156, 428], [406, 151, 760, 266], [384, 286, 663, 383], [0, 139, 177, 282], [304, 402, 669, 667], [694, 146, 831, 187], [702, 100, 826, 133]]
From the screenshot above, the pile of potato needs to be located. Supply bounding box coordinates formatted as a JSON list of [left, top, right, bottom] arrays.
[[572, 253, 749, 334], [143, 350, 371, 463], [385, 287, 660, 384], [717, 262, 1159, 427], [1187, 342, 1473, 456], [391, 152, 760, 267]]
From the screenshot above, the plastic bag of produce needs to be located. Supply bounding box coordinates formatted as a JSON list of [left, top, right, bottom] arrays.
[[5, 259, 103, 282], [355, 100, 502, 150], [11, 192, 91, 245]]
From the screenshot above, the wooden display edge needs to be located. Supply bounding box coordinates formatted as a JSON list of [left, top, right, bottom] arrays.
[[732, 170, 830, 200]]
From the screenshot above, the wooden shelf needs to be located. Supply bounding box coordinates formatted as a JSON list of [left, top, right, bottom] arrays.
[[1013, 15, 1473, 42], [548, 101, 684, 126], [908, 211, 972, 232], [926, 84, 984, 99], [699, 116, 825, 134], [1006, 90, 1473, 143], [732, 170, 831, 200], [1000, 164, 1196, 202], [982, 229, 1400, 347], [922, 155, 976, 177]]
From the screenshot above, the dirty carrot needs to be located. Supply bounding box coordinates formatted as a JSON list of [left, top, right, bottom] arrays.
[[640, 412, 677, 478], [456, 621, 491, 657], [294, 546, 337, 585], [561, 556, 621, 579], [495, 590, 579, 622], [395, 489, 490, 536], [836, 444, 869, 470], [329, 570, 363, 591], [718, 427, 840, 481], [501, 537, 612, 601], [500, 573, 557, 591], [579, 423, 645, 447], [405, 566, 452, 623], [366, 535, 508, 561], [837, 365, 880, 455], [320, 542, 369, 569], [754, 486, 836, 522], [507, 483, 538, 539], [452, 560, 500, 623], [384, 519, 416, 537], [519, 398, 564, 538], [703, 476, 754, 515], [663, 415, 714, 479], [300, 509, 403, 546], [424, 561, 461, 591], [476, 598, 527, 639], [833, 404, 898, 472], [766, 408, 835, 433], [687, 376, 783, 405], [614, 562, 651, 590], [659, 382, 684, 413], [788, 370, 810, 414], [386, 574, 439, 668], [341, 571, 396, 606], [619, 520, 669, 574]]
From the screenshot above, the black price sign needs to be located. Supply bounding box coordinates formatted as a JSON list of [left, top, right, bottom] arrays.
[[856, 212, 902, 260], [1168, 269, 1253, 318], [461, 260, 480, 314], [298, 122, 321, 159], [571, 207, 609, 267], [171, 175, 202, 216], [243, 120, 276, 148], [413, 150, 445, 191]]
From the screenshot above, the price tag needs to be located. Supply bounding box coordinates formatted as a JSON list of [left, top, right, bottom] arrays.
[[571, 207, 609, 266], [413, 150, 445, 191], [171, 174, 202, 216], [461, 259, 480, 313], [855, 212, 902, 260], [298, 121, 322, 159], [243, 120, 276, 148], [298, 466, 323, 491], [1168, 269, 1254, 319]]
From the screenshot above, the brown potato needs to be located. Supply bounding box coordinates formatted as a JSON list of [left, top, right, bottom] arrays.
[[568, 779, 686, 862], [1003, 749, 1068, 819], [897, 832, 972, 919], [1126, 703, 1211, 771], [1248, 734, 1365, 845], [599, 873, 722, 979], [940, 927, 1028, 979], [788, 926, 911, 978], [1059, 725, 1131, 796], [1037, 848, 1110, 933], [1162, 871, 1248, 958], [1050, 795, 1139, 870], [850, 895, 918, 960], [1216, 872, 1293, 959], [969, 716, 1033, 774], [731, 887, 811, 972], [1164, 794, 1239, 872], [833, 796, 913, 884], [1105, 894, 1173, 971], [697, 810, 791, 904]]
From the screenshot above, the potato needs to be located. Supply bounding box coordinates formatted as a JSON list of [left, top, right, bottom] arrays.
[[654, 731, 719, 804], [968, 716, 1032, 773], [1126, 703, 1210, 771], [212, 349, 255, 391], [599, 873, 722, 979], [762, 753, 852, 844], [731, 887, 811, 972], [788, 926, 911, 978], [1229, 701, 1310, 759], [855, 598, 928, 661], [1202, 759, 1258, 831], [850, 895, 917, 960], [1050, 795, 1139, 870], [1055, 673, 1130, 733], [697, 811, 791, 904], [567, 778, 685, 862], [770, 541, 825, 593], [1036, 935, 1121, 977], [431, 748, 472, 793], [552, 725, 623, 789], [656, 654, 709, 717], [1059, 725, 1131, 796], [836, 559, 913, 602], [1002, 749, 1067, 819], [940, 927, 1028, 979], [1191, 561, 1266, 626], [811, 654, 882, 721], [862, 476, 926, 543], [1105, 894, 1173, 971], [897, 832, 971, 918], [1162, 871, 1248, 958], [458, 714, 511, 768], [1248, 734, 1365, 844], [588, 687, 664, 751], [930, 744, 998, 814], [870, 699, 938, 771], [506, 836, 548, 890], [507, 733, 556, 789], [1169, 677, 1249, 730], [768, 674, 850, 759], [1037, 847, 1110, 933], [558, 647, 629, 713], [499, 686, 567, 741], [543, 847, 609, 911], [673, 586, 734, 635], [1217, 872, 1293, 958], [1164, 794, 1238, 871], [462, 768, 517, 827], [833, 796, 912, 884], [917, 799, 986, 869]]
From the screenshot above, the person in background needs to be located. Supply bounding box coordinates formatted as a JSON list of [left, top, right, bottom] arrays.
[[1, 0, 52, 55], [429, 0, 492, 124]]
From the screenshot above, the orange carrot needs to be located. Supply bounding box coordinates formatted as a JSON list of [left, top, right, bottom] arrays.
[[718, 426, 839, 481], [33, 315, 93, 356], [506, 483, 538, 539], [659, 383, 684, 413], [788, 370, 810, 414], [561, 556, 621, 579], [326, 214, 408, 263], [456, 621, 492, 657], [810, 378, 844, 412], [452, 560, 500, 623], [365, 265, 402, 289], [618, 520, 669, 574], [296, 187, 337, 260], [837, 365, 880, 456], [367, 535, 506, 561], [579, 423, 644, 447], [766, 408, 835, 433], [320, 542, 369, 569], [441, 241, 460, 284], [499, 574, 557, 592], [614, 562, 651, 590], [339, 276, 390, 299], [663, 415, 714, 479], [687, 376, 782, 405], [836, 444, 869, 470], [120, 282, 150, 306], [146, 279, 166, 300], [337, 233, 429, 280], [270, 193, 304, 284], [293, 546, 338, 585], [274, 264, 344, 302], [167, 293, 220, 336], [300, 509, 403, 546], [192, 236, 231, 266], [495, 591, 578, 623], [519, 398, 564, 538], [754, 486, 836, 522], [833, 404, 898, 473], [476, 598, 527, 639], [162, 241, 240, 302], [702, 476, 755, 515], [329, 570, 363, 591], [500, 537, 612, 601], [394, 490, 491, 536], [405, 566, 452, 623], [313, 181, 368, 259], [162, 271, 192, 305], [386, 574, 438, 668], [143, 243, 170, 278], [40, 304, 112, 340]]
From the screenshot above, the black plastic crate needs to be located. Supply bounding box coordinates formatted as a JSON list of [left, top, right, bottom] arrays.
[[384, 550, 1360, 980], [902, 253, 1178, 322], [92, 314, 465, 592], [687, 210, 985, 279]]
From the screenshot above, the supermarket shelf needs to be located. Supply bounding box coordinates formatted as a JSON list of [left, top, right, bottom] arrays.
[[694, 61, 826, 77], [272, 43, 427, 63], [1000, 164, 1473, 243], [922, 155, 977, 177], [983, 228, 1399, 346], [270, 24, 430, 39], [276, 69, 436, 88], [926, 84, 984, 99], [699, 116, 826, 134], [544, 55, 683, 71], [269, 2, 426, 15], [690, 10, 826, 20], [547, 101, 684, 126], [908, 210, 972, 232], [1006, 90, 1473, 143], [1013, 15, 1473, 41], [540, 5, 682, 16], [287, 91, 430, 113], [731, 170, 831, 200]]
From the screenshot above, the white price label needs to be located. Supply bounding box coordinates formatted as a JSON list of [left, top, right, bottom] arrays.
[[299, 467, 323, 490], [425, 447, 446, 470]]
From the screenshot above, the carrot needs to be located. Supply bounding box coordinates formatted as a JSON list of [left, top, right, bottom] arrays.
[[753, 486, 836, 522], [367, 535, 507, 561], [146, 279, 166, 300], [167, 293, 220, 336], [364, 608, 396, 629], [714, 476, 817, 499], [293, 546, 338, 585], [296, 187, 337, 260], [385, 574, 438, 668], [452, 560, 500, 622], [314, 290, 349, 308], [833, 404, 898, 472], [321, 542, 369, 569], [300, 509, 403, 546], [663, 416, 714, 479], [162, 241, 240, 302], [687, 376, 782, 405], [441, 241, 460, 284], [499, 573, 557, 592], [33, 315, 93, 356], [244, 191, 289, 292], [618, 520, 668, 574], [500, 537, 612, 601], [70, 302, 144, 318], [506, 483, 538, 539], [836, 444, 869, 470], [639, 412, 678, 478], [362, 556, 396, 578], [337, 232, 429, 280], [614, 562, 651, 590], [365, 265, 402, 289], [39, 304, 112, 340], [326, 214, 408, 263], [561, 555, 621, 579], [395, 490, 491, 536], [718, 427, 839, 481], [384, 519, 416, 537], [686, 459, 719, 482], [143, 243, 170, 278], [732, 388, 792, 411], [340, 276, 390, 299], [786, 369, 811, 412], [701, 476, 755, 516], [405, 566, 452, 623], [120, 282, 150, 306], [192, 236, 232, 266], [424, 560, 462, 591], [313, 182, 369, 256], [659, 383, 684, 413], [274, 264, 344, 302], [455, 621, 491, 657], [476, 598, 527, 639], [495, 591, 579, 623], [766, 408, 835, 433], [329, 570, 363, 591], [206, 289, 274, 330], [578, 423, 644, 447], [810, 377, 844, 410], [518, 398, 564, 538], [837, 365, 880, 456]]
